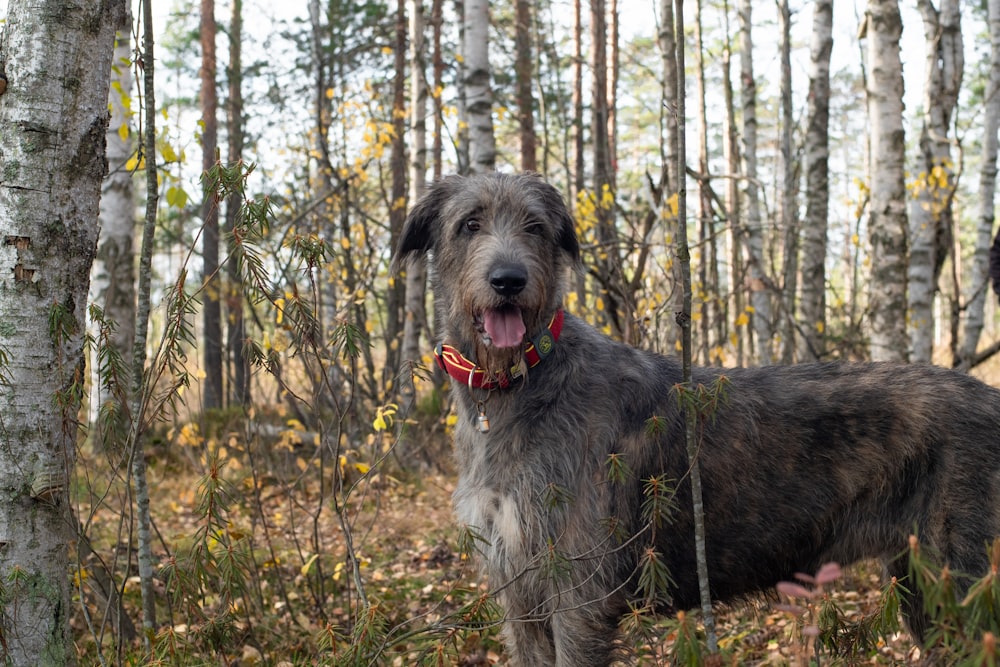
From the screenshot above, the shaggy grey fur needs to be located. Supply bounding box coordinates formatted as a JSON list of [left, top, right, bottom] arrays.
[[393, 172, 1000, 666]]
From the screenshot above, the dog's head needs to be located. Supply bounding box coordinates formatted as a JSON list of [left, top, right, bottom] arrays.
[[393, 172, 580, 369]]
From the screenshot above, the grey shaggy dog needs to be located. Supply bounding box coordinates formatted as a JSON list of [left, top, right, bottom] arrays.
[[393, 172, 1000, 666]]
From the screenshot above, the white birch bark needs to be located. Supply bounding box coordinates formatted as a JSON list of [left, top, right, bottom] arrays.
[[401, 0, 428, 417], [463, 0, 496, 174], [961, 0, 1000, 368], [0, 0, 126, 664], [403, 0, 428, 356], [89, 24, 136, 424], [911, 0, 962, 363], [866, 0, 910, 362], [738, 0, 774, 364], [778, 0, 798, 363], [799, 0, 833, 361]]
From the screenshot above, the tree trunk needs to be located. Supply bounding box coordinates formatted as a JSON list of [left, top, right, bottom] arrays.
[[778, 0, 798, 364], [401, 0, 428, 395], [962, 0, 1000, 367], [515, 0, 536, 172], [385, 0, 408, 390], [226, 0, 250, 404], [90, 21, 137, 425], [799, 0, 833, 362], [592, 0, 628, 340], [866, 0, 909, 362], [721, 0, 744, 365], [0, 0, 126, 663], [573, 0, 586, 200], [463, 0, 496, 173], [693, 0, 713, 364], [432, 0, 444, 179], [201, 0, 223, 408], [738, 0, 774, 364], [911, 0, 961, 363]]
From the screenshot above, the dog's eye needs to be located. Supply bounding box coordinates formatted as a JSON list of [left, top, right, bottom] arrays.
[[465, 219, 481, 233], [526, 221, 544, 236]]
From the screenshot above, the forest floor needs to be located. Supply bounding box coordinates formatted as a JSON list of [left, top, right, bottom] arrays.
[[75, 415, 935, 665]]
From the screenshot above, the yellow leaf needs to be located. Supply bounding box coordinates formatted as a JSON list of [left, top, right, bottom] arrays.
[[735, 313, 749, 327], [354, 462, 371, 475], [161, 143, 178, 163], [301, 553, 319, 576], [117, 122, 129, 142]]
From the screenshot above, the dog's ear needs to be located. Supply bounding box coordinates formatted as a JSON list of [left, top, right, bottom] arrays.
[[536, 178, 580, 266], [391, 177, 455, 275]]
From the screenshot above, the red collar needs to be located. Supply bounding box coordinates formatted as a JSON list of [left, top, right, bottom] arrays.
[[434, 310, 564, 390]]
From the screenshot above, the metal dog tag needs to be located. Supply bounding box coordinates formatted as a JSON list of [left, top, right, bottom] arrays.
[[476, 403, 490, 433]]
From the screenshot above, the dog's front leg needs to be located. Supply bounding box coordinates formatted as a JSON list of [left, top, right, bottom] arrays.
[[499, 615, 556, 666], [551, 606, 620, 667]]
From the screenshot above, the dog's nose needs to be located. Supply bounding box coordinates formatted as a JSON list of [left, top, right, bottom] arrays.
[[489, 265, 528, 296]]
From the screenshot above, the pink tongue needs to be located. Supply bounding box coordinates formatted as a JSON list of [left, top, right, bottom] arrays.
[[483, 307, 526, 348]]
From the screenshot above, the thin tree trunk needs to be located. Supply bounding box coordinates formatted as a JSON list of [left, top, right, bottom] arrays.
[[132, 0, 162, 641], [0, 0, 126, 663], [799, 0, 833, 362], [463, 0, 496, 173], [778, 0, 798, 364], [402, 0, 428, 371], [866, 0, 909, 362], [573, 0, 585, 201], [657, 0, 681, 355], [962, 0, 1000, 368], [386, 0, 408, 390], [694, 0, 713, 364], [85, 13, 138, 647], [738, 0, 774, 364], [592, 0, 628, 340], [226, 0, 250, 404], [432, 0, 444, 179], [515, 0, 536, 172], [673, 0, 717, 651], [90, 22, 137, 425], [912, 0, 961, 364], [721, 0, 744, 366], [201, 0, 223, 408], [400, 0, 428, 466]]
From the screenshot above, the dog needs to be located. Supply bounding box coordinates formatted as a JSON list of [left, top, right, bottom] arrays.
[[392, 171, 1000, 666]]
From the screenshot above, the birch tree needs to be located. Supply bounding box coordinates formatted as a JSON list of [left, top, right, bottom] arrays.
[[401, 0, 428, 399], [90, 20, 137, 423], [738, 0, 774, 364], [463, 0, 496, 173], [799, 0, 833, 361], [0, 0, 126, 663], [385, 0, 408, 388], [911, 0, 962, 363], [778, 0, 798, 364], [865, 0, 909, 362], [721, 0, 745, 365], [962, 0, 1000, 368]]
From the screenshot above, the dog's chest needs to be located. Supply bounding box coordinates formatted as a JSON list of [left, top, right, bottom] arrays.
[[451, 416, 548, 564]]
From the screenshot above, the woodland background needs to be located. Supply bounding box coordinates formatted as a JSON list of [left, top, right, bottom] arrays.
[[1, 0, 1000, 664]]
